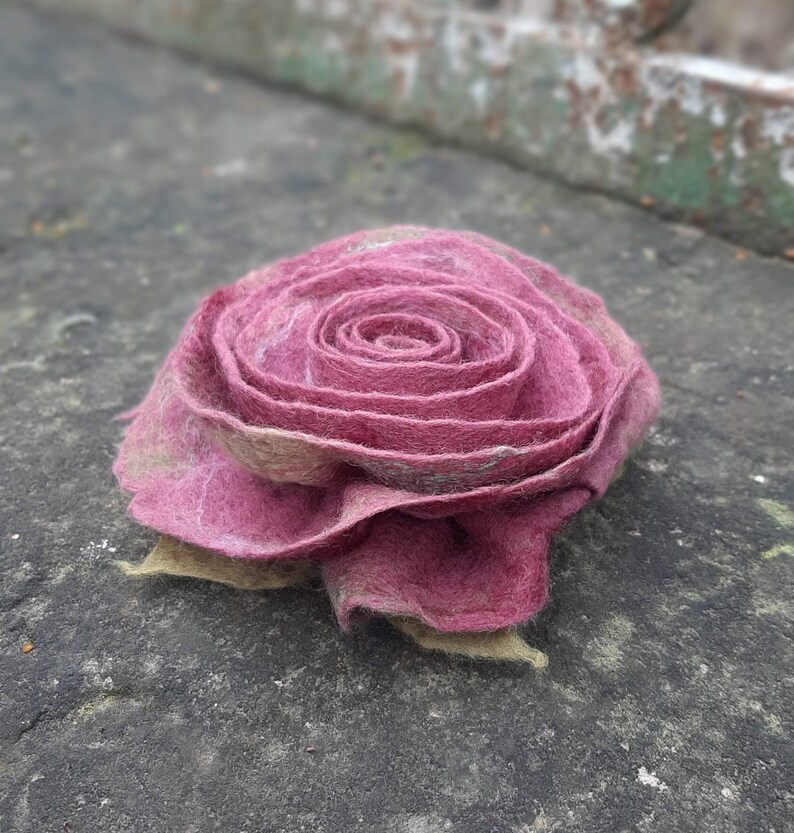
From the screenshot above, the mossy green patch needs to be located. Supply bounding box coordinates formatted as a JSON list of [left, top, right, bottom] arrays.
[[761, 543, 794, 560], [757, 498, 794, 528]]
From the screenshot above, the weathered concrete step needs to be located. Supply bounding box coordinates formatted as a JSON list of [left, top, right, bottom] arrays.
[[25, 0, 794, 257]]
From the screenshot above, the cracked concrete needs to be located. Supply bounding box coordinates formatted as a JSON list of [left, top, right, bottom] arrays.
[[0, 6, 792, 833]]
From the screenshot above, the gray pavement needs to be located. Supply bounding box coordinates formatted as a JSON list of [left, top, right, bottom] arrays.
[[0, 6, 792, 833]]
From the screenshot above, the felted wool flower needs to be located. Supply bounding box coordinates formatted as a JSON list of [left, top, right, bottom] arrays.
[[115, 227, 660, 664]]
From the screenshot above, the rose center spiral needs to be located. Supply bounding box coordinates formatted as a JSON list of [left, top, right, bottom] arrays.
[[340, 312, 462, 363]]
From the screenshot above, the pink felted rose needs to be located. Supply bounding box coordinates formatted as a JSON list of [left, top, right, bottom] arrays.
[[115, 227, 660, 640]]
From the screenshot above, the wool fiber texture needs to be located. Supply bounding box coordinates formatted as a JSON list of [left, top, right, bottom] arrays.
[[115, 227, 660, 658]]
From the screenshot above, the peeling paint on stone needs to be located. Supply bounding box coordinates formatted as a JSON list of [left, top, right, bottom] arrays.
[[780, 148, 794, 188], [31, 0, 794, 254]]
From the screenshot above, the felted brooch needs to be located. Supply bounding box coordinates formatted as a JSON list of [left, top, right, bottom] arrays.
[[115, 227, 660, 665]]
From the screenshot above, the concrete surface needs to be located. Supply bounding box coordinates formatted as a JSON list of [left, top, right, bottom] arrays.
[[0, 6, 792, 833]]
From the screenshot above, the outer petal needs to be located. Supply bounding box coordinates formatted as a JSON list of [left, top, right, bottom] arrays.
[[323, 490, 590, 632], [115, 348, 655, 560], [114, 366, 406, 558]]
